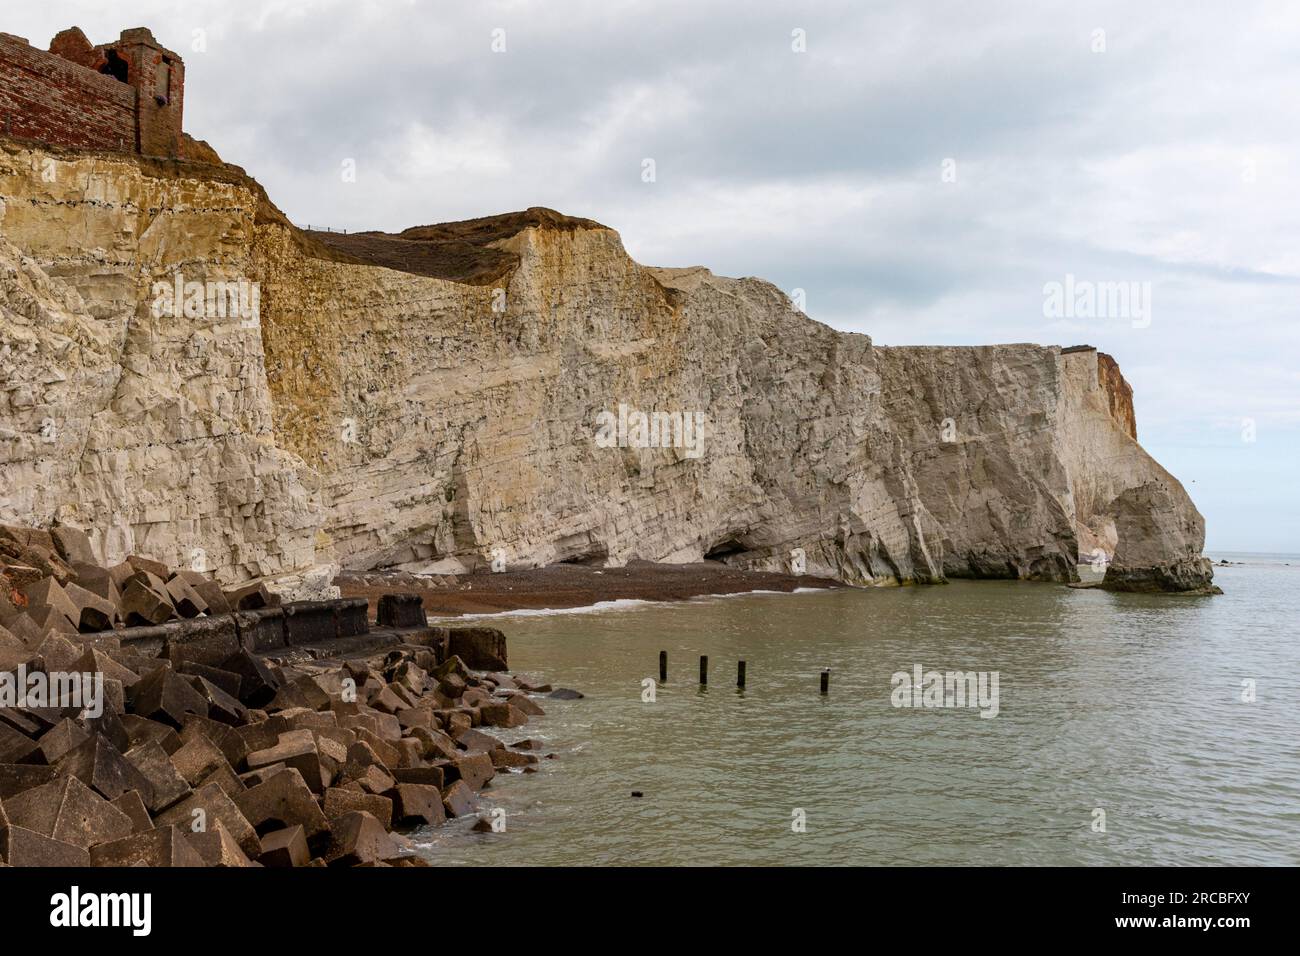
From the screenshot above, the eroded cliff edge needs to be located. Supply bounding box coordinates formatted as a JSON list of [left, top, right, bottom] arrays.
[[0, 140, 1214, 593]]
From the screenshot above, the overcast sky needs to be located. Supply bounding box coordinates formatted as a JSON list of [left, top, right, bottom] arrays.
[[15, 1, 1299, 551]]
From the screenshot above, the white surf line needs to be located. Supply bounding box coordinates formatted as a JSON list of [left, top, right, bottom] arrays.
[[424, 585, 840, 623]]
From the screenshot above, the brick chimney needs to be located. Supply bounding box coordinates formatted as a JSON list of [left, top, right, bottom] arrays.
[[105, 28, 185, 158]]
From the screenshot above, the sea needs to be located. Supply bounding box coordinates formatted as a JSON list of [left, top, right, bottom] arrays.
[[412, 552, 1299, 865]]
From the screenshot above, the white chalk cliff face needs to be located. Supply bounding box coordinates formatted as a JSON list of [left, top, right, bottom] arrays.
[[0, 140, 1214, 592]]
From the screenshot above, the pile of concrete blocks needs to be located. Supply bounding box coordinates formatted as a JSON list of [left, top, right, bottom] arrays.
[[0, 524, 275, 640], [0, 612, 560, 866], [1, 525, 374, 663], [0, 523, 576, 867]]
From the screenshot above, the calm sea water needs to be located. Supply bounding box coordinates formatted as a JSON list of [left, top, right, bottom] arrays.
[[413, 554, 1300, 866]]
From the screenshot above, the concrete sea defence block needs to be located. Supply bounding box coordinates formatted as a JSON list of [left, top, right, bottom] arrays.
[[376, 593, 426, 629], [336, 597, 370, 638], [446, 627, 509, 672], [162, 614, 241, 667], [282, 601, 339, 646], [234, 607, 286, 653]]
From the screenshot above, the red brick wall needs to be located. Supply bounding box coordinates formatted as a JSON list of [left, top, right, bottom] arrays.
[[0, 33, 137, 152], [115, 33, 184, 158]]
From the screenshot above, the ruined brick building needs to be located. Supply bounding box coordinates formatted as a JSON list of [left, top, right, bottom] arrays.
[[0, 26, 185, 157]]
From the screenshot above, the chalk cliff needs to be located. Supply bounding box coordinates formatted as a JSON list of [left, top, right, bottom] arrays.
[[0, 139, 1214, 592]]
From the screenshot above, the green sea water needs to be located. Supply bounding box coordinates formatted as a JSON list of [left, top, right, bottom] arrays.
[[413, 555, 1300, 866]]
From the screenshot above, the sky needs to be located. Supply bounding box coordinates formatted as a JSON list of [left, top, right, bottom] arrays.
[[11, 1, 1299, 552]]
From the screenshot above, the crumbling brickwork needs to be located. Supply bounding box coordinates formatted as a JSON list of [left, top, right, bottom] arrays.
[[0, 26, 184, 157]]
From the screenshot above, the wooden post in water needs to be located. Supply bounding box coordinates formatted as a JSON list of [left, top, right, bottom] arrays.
[[659, 650, 667, 683], [699, 655, 708, 686], [737, 660, 746, 688], [820, 668, 830, 694]]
